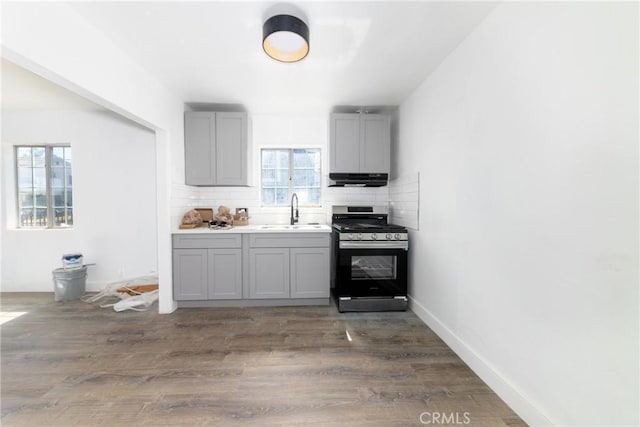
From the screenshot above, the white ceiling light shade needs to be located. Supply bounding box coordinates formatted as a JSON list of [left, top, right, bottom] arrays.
[[263, 14, 309, 63]]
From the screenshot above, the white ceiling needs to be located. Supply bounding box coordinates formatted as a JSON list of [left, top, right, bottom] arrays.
[[64, 1, 498, 114], [1, 2, 497, 113]]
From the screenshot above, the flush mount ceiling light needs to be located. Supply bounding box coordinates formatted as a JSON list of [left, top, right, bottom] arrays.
[[263, 14, 309, 63]]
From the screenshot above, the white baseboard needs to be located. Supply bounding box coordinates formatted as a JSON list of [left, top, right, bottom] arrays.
[[409, 296, 553, 427]]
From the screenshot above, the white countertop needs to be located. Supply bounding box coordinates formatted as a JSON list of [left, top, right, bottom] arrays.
[[173, 224, 332, 234]]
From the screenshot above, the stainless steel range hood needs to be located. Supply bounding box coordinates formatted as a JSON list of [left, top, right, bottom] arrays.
[[328, 173, 388, 187]]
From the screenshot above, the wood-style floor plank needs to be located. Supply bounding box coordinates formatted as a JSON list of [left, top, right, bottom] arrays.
[[1, 293, 526, 426]]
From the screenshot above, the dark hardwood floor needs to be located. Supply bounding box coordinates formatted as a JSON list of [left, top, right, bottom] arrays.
[[1, 293, 526, 426]]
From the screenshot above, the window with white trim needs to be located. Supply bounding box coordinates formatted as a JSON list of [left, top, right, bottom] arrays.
[[261, 148, 321, 207], [15, 145, 74, 228]]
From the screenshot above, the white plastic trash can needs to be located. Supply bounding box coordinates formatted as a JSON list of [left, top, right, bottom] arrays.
[[52, 267, 88, 301]]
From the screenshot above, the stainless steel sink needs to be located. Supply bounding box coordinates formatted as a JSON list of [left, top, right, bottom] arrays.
[[257, 224, 324, 230]]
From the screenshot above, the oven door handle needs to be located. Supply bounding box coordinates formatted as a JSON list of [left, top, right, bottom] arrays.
[[339, 241, 409, 250]]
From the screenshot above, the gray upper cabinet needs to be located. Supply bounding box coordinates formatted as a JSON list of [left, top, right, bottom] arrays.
[[184, 111, 248, 186], [216, 112, 248, 185], [360, 115, 390, 173], [185, 112, 216, 185], [329, 114, 360, 173], [329, 113, 390, 174]]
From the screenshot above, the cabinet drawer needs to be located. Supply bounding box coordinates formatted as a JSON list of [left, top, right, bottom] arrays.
[[249, 233, 330, 248], [173, 234, 241, 249]]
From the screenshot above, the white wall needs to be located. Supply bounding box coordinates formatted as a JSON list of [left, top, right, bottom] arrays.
[[2, 2, 185, 312], [398, 2, 638, 426], [1, 110, 157, 291], [172, 113, 389, 228]]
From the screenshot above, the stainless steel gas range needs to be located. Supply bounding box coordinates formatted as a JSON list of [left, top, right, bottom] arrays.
[[331, 205, 409, 312]]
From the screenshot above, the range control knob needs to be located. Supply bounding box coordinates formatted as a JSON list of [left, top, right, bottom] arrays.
[[357, 233, 363, 240], [394, 233, 402, 240], [371, 233, 377, 240], [385, 233, 392, 240], [348, 233, 354, 240]]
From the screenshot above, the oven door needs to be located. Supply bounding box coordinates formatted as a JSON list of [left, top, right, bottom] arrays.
[[335, 246, 407, 299]]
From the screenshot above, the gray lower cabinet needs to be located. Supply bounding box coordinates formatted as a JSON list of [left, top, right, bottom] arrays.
[[290, 247, 330, 298], [208, 249, 242, 299], [173, 234, 242, 301], [173, 232, 330, 304], [248, 233, 330, 300], [249, 248, 290, 299], [173, 249, 208, 300]]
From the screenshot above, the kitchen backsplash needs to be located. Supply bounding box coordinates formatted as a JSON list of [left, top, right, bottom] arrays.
[[172, 180, 390, 227], [389, 172, 420, 230]]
